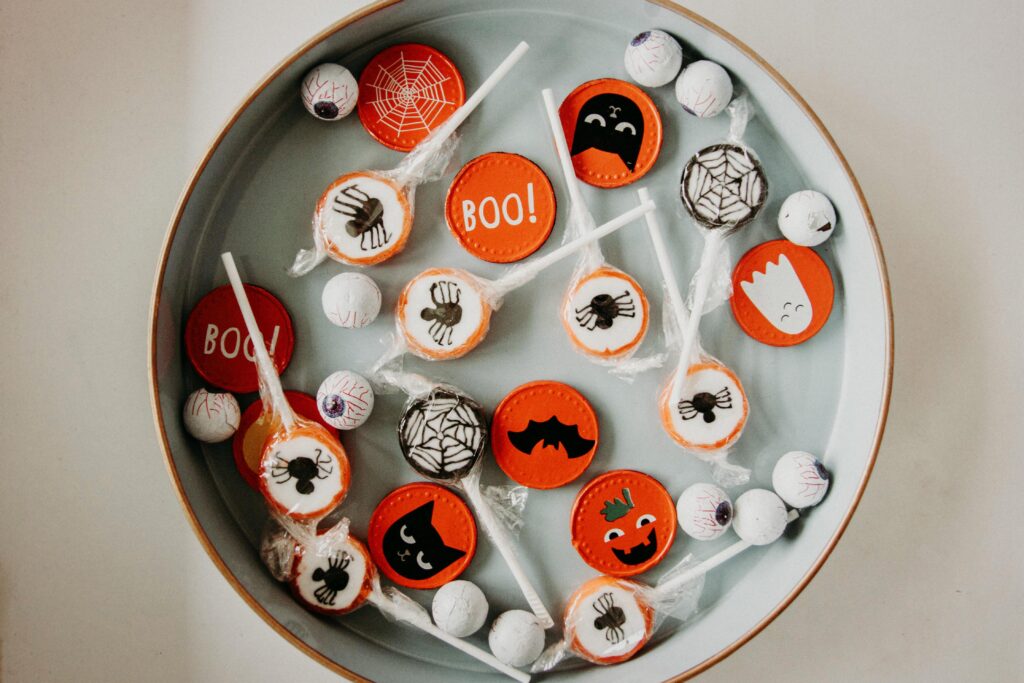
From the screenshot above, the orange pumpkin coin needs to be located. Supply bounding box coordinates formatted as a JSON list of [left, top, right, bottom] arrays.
[[731, 239, 835, 346], [564, 575, 654, 664], [258, 420, 351, 521], [558, 78, 663, 188], [313, 170, 413, 266], [290, 534, 375, 615], [445, 152, 557, 263], [368, 483, 477, 590], [357, 43, 465, 152], [571, 470, 677, 577], [396, 267, 492, 360], [562, 266, 650, 360], [491, 381, 599, 489], [658, 361, 749, 452]]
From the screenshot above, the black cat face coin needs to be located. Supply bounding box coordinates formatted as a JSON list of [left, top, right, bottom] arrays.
[[397, 387, 487, 481]]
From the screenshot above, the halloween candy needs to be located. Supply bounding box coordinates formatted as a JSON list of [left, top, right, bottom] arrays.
[[316, 370, 374, 430], [772, 451, 831, 509], [433, 580, 489, 637], [778, 190, 837, 247], [182, 388, 240, 443], [289, 41, 529, 272], [300, 63, 358, 121], [489, 610, 546, 668], [676, 482, 733, 541], [623, 30, 683, 88], [675, 60, 733, 118], [321, 272, 381, 328]]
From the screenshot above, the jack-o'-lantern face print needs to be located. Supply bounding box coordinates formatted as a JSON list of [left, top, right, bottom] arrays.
[[571, 470, 677, 577]]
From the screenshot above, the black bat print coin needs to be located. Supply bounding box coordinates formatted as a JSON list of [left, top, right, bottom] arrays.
[[313, 171, 413, 265], [290, 534, 375, 615], [680, 143, 768, 230], [397, 268, 492, 360], [398, 387, 487, 481]]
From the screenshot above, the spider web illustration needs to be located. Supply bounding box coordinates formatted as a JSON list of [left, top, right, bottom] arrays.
[[683, 146, 765, 227], [366, 52, 455, 137], [401, 394, 483, 478]]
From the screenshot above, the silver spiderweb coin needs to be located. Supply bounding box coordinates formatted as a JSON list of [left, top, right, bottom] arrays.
[[680, 143, 768, 230], [397, 387, 487, 481]]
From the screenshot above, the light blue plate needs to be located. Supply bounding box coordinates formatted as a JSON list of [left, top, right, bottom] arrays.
[[149, 1, 892, 680]]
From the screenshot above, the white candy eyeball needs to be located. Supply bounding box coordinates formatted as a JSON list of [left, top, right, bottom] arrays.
[[677, 483, 733, 541], [675, 60, 733, 118], [732, 489, 789, 546], [488, 610, 545, 668], [432, 580, 489, 637], [183, 388, 240, 443], [624, 29, 683, 88], [301, 63, 358, 121], [321, 272, 382, 328], [316, 370, 374, 430], [778, 190, 837, 247], [772, 451, 831, 508]]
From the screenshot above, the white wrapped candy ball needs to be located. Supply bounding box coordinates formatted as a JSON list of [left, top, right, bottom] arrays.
[[316, 370, 374, 430], [624, 30, 683, 88], [300, 63, 358, 121], [183, 388, 240, 443], [675, 60, 733, 118], [488, 610, 545, 668], [321, 272, 382, 328], [778, 190, 837, 247], [733, 489, 788, 546], [432, 580, 488, 637], [677, 483, 733, 541], [773, 451, 831, 508]]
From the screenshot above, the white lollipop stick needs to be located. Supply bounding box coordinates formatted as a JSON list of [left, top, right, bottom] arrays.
[[541, 88, 590, 219], [368, 593, 531, 683], [463, 481, 554, 629], [221, 252, 296, 428]]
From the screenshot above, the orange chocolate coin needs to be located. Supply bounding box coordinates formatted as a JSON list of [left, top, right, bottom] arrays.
[[731, 239, 835, 346], [491, 381, 599, 489], [357, 43, 466, 152], [658, 361, 749, 452], [368, 483, 477, 590], [558, 78, 662, 188], [564, 575, 654, 664], [445, 152, 557, 263], [571, 470, 676, 577]]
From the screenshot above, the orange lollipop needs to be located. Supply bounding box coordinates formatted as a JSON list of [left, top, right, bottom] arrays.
[[563, 576, 654, 665]]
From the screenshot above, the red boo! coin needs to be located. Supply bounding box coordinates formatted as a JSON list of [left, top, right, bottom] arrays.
[[357, 43, 466, 152], [491, 381, 599, 489], [232, 391, 338, 491], [730, 239, 835, 346], [445, 152, 557, 263], [571, 470, 677, 577], [368, 483, 476, 590], [184, 284, 294, 394]]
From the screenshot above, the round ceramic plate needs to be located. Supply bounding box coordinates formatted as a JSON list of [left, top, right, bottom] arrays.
[[149, 1, 892, 681]]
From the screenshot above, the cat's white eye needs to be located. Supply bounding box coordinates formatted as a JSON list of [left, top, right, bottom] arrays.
[[614, 121, 637, 135], [603, 528, 624, 542], [399, 524, 415, 544], [416, 551, 433, 570], [584, 113, 606, 126]]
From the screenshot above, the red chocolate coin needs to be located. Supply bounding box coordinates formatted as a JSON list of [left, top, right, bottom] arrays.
[[368, 483, 476, 590], [571, 470, 677, 577], [232, 392, 337, 491], [558, 78, 663, 188], [731, 239, 835, 346], [357, 43, 466, 152], [184, 284, 294, 394], [445, 152, 557, 263], [491, 381, 598, 489]]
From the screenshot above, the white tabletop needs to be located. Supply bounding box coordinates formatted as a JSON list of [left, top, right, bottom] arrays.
[[1, 0, 1021, 681]]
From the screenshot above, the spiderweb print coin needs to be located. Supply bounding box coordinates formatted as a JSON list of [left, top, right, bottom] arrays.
[[357, 43, 466, 152], [398, 388, 486, 482], [564, 576, 653, 665], [290, 534, 375, 615], [680, 143, 768, 230]]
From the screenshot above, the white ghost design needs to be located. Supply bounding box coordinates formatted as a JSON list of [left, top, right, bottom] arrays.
[[739, 254, 813, 335]]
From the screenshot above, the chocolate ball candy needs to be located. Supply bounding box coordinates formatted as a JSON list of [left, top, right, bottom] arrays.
[[183, 388, 240, 443], [321, 272, 382, 328], [772, 450, 831, 508], [677, 483, 733, 541], [733, 489, 788, 545], [432, 580, 489, 637], [316, 370, 374, 430], [624, 30, 683, 88], [778, 190, 837, 247], [300, 63, 358, 121], [488, 610, 545, 668], [675, 60, 733, 118]]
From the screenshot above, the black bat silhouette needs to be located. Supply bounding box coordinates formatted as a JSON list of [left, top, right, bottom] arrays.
[[507, 417, 596, 459]]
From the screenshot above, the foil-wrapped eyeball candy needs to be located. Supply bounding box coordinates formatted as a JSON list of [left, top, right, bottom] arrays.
[[732, 489, 788, 545], [778, 190, 838, 247], [300, 63, 358, 121], [623, 29, 683, 88], [183, 388, 240, 443], [676, 482, 733, 541], [675, 60, 733, 118], [432, 580, 489, 637], [772, 451, 831, 508], [316, 370, 374, 430], [321, 272, 382, 328], [488, 610, 545, 668]]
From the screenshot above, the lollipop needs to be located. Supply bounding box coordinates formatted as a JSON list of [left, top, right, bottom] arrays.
[[540, 88, 651, 364], [290, 41, 530, 272], [221, 253, 351, 520]]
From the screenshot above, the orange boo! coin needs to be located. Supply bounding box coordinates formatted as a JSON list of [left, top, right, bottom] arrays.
[[357, 43, 466, 152], [571, 470, 676, 577], [368, 483, 477, 590], [445, 152, 557, 263], [558, 78, 663, 188], [730, 239, 835, 346], [491, 381, 599, 489]]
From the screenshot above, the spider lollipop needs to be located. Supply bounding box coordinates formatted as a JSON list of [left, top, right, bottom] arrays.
[[289, 41, 530, 272], [221, 253, 351, 520]]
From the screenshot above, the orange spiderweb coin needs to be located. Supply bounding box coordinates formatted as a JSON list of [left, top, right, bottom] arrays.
[[357, 43, 466, 152]]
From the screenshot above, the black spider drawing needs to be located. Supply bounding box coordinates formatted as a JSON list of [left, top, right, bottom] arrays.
[[270, 447, 333, 495], [592, 592, 627, 644], [419, 281, 462, 346], [575, 291, 636, 331], [311, 552, 351, 606], [332, 184, 390, 251], [677, 387, 733, 423]]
